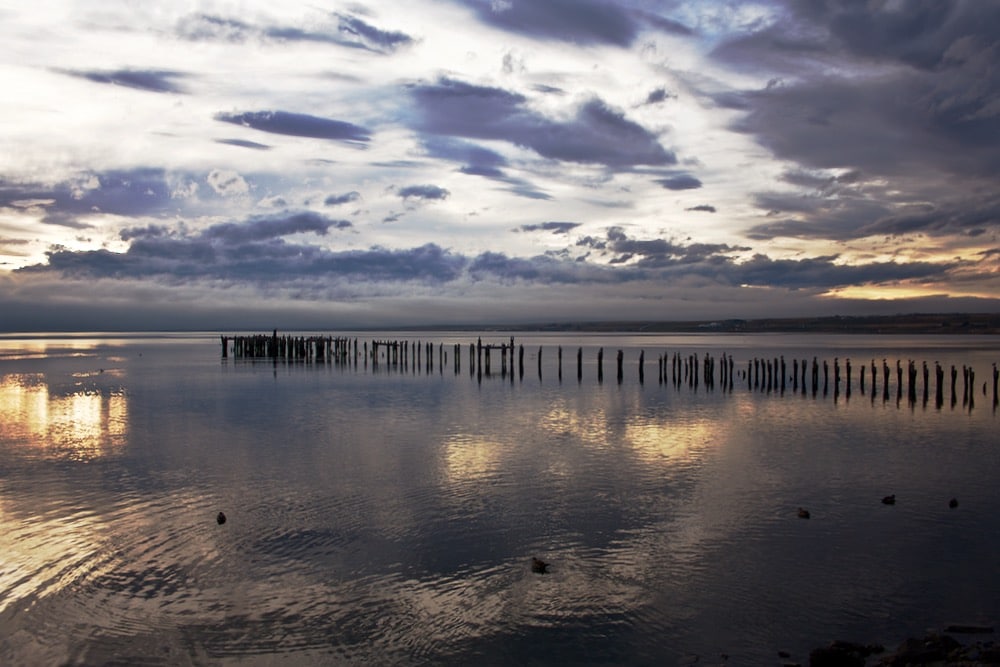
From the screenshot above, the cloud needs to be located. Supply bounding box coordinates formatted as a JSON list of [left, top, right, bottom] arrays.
[[518, 222, 581, 234], [176, 12, 414, 54], [336, 14, 413, 52], [215, 138, 271, 150], [214, 111, 371, 143], [644, 87, 676, 105], [0, 169, 176, 226], [410, 78, 675, 169], [207, 170, 249, 197], [713, 0, 1000, 245], [13, 213, 973, 320], [686, 205, 716, 213], [324, 191, 361, 206], [398, 185, 449, 201], [656, 175, 702, 190], [457, 0, 639, 46], [199, 211, 351, 244], [58, 68, 186, 93]]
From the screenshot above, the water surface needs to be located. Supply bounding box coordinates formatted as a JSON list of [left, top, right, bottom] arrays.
[[1, 332, 998, 665]]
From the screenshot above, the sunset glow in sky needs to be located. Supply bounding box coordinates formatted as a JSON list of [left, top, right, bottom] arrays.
[[1, 0, 998, 330]]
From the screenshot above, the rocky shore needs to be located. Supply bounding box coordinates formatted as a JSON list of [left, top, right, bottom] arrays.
[[804, 625, 998, 666]]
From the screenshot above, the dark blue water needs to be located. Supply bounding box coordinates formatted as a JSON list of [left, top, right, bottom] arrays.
[[1, 332, 998, 665]]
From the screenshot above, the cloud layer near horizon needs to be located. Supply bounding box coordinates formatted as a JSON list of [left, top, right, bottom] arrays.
[[1, 0, 998, 329]]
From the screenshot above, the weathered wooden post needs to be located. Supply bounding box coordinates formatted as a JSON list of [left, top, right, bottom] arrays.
[[993, 363, 998, 407], [519, 344, 524, 380], [920, 360, 927, 401], [617, 349, 624, 384], [951, 364, 958, 406], [896, 359, 903, 402], [597, 347, 604, 383], [577, 347, 583, 382], [639, 350, 645, 384], [558, 346, 563, 382], [537, 346, 542, 381], [935, 361, 944, 407]]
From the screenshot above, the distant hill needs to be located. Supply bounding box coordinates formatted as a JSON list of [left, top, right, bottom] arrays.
[[435, 313, 1000, 335]]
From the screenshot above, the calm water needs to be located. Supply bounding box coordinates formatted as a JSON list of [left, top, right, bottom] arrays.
[[1, 332, 998, 665]]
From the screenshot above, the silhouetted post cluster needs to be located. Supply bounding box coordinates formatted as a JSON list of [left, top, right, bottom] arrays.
[[222, 332, 354, 363], [222, 332, 995, 412]]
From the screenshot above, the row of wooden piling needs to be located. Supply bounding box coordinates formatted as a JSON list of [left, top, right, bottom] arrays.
[[221, 333, 999, 409]]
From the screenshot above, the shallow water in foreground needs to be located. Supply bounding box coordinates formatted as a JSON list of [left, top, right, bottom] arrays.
[[1, 332, 998, 665]]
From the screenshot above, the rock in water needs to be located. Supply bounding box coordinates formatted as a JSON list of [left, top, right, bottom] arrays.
[[217, 511, 227, 525]]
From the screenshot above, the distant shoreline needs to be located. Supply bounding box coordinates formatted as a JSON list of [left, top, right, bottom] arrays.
[[403, 313, 1000, 336], [2, 313, 1000, 336]]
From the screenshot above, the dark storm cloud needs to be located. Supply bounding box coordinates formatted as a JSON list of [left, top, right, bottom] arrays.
[[324, 191, 361, 206], [686, 205, 716, 213], [59, 68, 186, 93], [410, 78, 675, 168], [732, 253, 954, 291], [214, 111, 371, 143], [457, 0, 638, 46], [17, 213, 963, 295], [576, 226, 745, 269], [398, 185, 450, 201], [656, 175, 701, 190], [713, 0, 1000, 241], [199, 211, 351, 244], [518, 222, 581, 234], [215, 138, 271, 150], [23, 237, 465, 285], [176, 12, 413, 53]]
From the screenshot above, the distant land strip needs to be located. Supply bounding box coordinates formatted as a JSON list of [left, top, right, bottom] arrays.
[[406, 313, 1000, 335]]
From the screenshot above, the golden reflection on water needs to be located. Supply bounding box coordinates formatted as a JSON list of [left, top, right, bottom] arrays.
[[537, 398, 724, 468], [443, 434, 503, 483], [622, 417, 720, 467], [0, 374, 128, 461]]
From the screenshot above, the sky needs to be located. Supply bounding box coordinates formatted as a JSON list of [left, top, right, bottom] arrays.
[[1, 0, 999, 331]]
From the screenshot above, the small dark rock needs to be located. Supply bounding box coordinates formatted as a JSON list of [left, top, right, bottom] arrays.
[[944, 623, 993, 634], [531, 557, 548, 574], [809, 645, 863, 667], [798, 507, 811, 519], [216, 511, 227, 525], [882, 494, 896, 505], [949, 497, 959, 509]]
